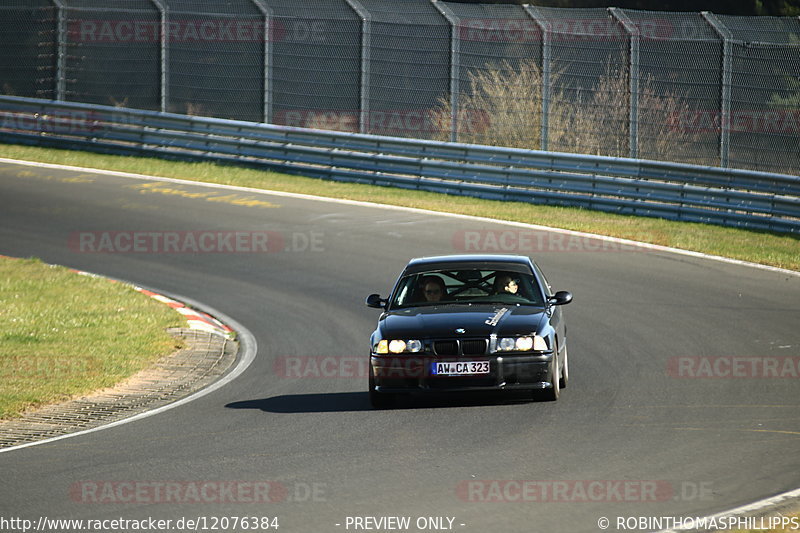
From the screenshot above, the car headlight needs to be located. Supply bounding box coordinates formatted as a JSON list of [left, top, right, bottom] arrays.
[[375, 339, 423, 354], [389, 340, 406, 353], [497, 336, 548, 352], [406, 339, 423, 353], [499, 337, 516, 351], [516, 336, 534, 351], [532, 335, 548, 351]]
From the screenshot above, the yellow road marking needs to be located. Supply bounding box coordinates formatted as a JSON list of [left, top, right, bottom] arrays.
[[10, 170, 95, 183], [60, 174, 95, 183], [131, 182, 278, 208]]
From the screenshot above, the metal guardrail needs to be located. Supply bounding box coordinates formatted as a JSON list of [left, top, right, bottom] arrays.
[[1, 95, 799, 233]]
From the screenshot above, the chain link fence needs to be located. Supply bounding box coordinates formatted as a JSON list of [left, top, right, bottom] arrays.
[[1, 0, 799, 175]]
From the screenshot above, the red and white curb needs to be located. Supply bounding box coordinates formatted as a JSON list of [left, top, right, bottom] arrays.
[[135, 287, 234, 338], [0, 255, 256, 454], [68, 268, 235, 339], [0, 255, 233, 339]]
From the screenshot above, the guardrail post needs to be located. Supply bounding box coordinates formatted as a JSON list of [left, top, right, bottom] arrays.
[[149, 0, 167, 112], [524, 5, 550, 152], [431, 0, 460, 142], [702, 12, 733, 169], [344, 0, 371, 134], [250, 0, 272, 123], [51, 0, 65, 101], [610, 8, 640, 160]]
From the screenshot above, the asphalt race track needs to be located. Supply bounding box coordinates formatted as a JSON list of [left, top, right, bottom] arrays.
[[1, 160, 799, 533]]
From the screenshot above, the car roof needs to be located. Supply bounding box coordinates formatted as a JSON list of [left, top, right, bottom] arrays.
[[408, 254, 531, 266], [403, 254, 534, 274]]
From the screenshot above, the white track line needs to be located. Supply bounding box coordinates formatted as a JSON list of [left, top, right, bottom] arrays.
[[2, 156, 797, 278], [0, 289, 257, 454]]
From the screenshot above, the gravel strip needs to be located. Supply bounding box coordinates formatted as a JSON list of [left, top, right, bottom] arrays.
[[0, 328, 237, 449]]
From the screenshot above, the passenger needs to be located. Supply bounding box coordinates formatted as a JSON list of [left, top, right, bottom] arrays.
[[493, 273, 519, 295]]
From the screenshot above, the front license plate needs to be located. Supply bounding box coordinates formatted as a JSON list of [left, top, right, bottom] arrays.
[[431, 361, 490, 376]]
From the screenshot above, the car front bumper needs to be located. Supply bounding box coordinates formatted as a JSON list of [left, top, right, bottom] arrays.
[[370, 353, 555, 393]]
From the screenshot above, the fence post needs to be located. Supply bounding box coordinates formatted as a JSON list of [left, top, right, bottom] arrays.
[[249, 0, 272, 123], [149, 0, 167, 112], [51, 0, 65, 101], [344, 0, 371, 134], [524, 5, 550, 152], [431, 0, 460, 143], [610, 8, 640, 159], [702, 12, 732, 168]]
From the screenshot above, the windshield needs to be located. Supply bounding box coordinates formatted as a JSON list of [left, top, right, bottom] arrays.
[[390, 268, 544, 308]]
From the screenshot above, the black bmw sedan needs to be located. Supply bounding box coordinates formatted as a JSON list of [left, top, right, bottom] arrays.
[[366, 254, 572, 408]]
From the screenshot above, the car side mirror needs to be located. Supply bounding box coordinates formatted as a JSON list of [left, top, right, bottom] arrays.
[[366, 293, 387, 309], [548, 291, 573, 306]]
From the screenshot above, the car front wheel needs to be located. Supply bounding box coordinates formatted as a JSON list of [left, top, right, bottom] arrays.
[[369, 363, 395, 409], [537, 348, 560, 402]]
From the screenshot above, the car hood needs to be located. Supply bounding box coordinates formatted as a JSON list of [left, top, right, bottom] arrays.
[[379, 304, 547, 339]]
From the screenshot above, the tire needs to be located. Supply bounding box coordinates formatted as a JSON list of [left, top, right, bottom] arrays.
[[537, 348, 560, 402], [559, 342, 569, 389], [369, 364, 395, 409]]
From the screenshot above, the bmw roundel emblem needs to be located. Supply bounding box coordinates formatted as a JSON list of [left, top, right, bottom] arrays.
[[455, 328, 466, 334]]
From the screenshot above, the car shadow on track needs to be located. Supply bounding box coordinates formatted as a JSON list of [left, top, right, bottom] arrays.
[[226, 392, 371, 413], [225, 391, 536, 413]]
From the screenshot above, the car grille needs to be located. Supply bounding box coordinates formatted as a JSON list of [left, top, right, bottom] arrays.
[[433, 340, 459, 356], [461, 339, 488, 356], [433, 339, 487, 356]]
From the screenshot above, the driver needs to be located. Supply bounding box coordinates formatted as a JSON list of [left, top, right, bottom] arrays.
[[419, 275, 447, 302]]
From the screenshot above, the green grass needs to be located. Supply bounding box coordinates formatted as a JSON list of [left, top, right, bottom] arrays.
[[1, 143, 798, 271], [0, 257, 182, 419]]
